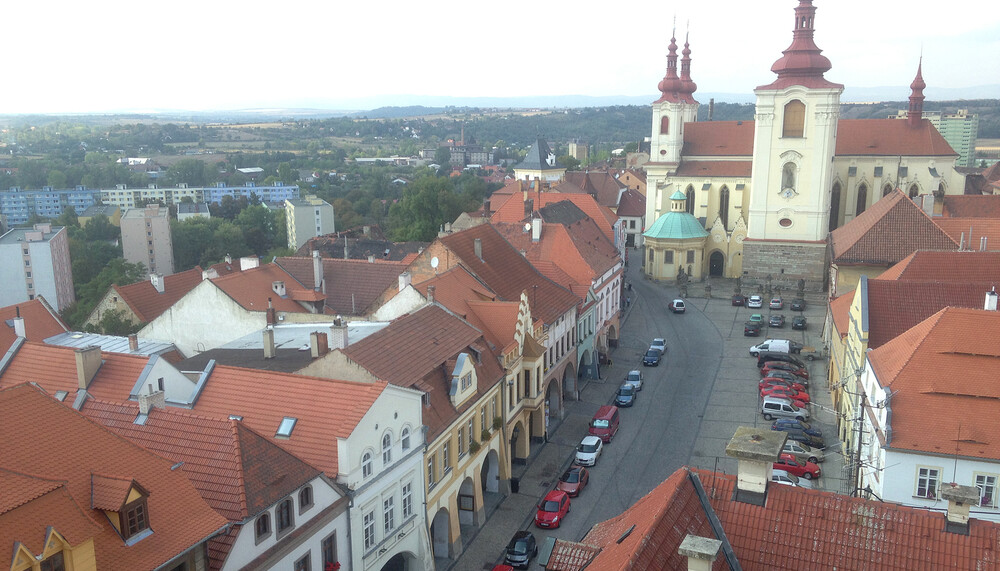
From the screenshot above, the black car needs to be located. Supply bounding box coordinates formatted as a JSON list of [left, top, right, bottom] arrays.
[[744, 321, 762, 336], [763, 369, 809, 388], [791, 298, 806, 311], [769, 314, 785, 328], [615, 384, 637, 407], [642, 349, 662, 366], [792, 316, 807, 330], [755, 352, 807, 369], [772, 419, 823, 437], [504, 530, 538, 569], [781, 428, 825, 449]]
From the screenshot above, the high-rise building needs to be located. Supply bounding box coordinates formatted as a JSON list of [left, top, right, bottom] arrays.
[[0, 223, 75, 310], [285, 195, 335, 251], [121, 205, 174, 276]]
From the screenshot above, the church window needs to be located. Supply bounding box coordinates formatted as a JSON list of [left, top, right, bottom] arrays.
[[909, 184, 919, 198], [829, 183, 841, 232], [649, 249, 654, 262], [781, 164, 796, 193], [779, 218, 793, 228], [664, 251, 674, 264], [686, 250, 695, 264], [782, 100, 805, 138], [660, 116, 669, 135], [856, 184, 868, 216], [719, 186, 730, 228], [882, 184, 893, 197], [685, 186, 695, 215]]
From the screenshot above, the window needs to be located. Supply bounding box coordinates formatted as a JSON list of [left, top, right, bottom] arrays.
[[402, 482, 413, 518], [443, 440, 451, 474], [255, 513, 271, 543], [427, 456, 435, 487], [382, 433, 392, 465], [363, 510, 376, 550], [719, 186, 730, 228], [362, 452, 373, 478], [685, 186, 695, 215], [39, 552, 64, 571], [916, 467, 940, 499], [856, 184, 868, 216], [782, 100, 805, 137], [294, 553, 311, 571], [909, 184, 919, 198], [383, 496, 395, 533], [321, 533, 338, 568], [976, 474, 998, 507], [277, 498, 294, 534], [401, 427, 411, 451], [468, 419, 475, 448], [660, 116, 669, 135], [123, 498, 149, 539], [649, 249, 654, 262], [882, 183, 893, 197], [829, 182, 842, 232], [458, 428, 466, 457], [481, 407, 487, 435], [686, 250, 695, 264], [299, 485, 313, 513], [664, 251, 674, 264], [460, 372, 472, 391]]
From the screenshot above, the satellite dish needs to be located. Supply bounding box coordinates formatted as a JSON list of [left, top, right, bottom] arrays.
[[524, 222, 532, 232], [431, 256, 439, 269]]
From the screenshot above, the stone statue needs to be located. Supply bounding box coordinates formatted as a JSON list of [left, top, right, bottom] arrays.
[[734, 276, 743, 295], [797, 278, 806, 295], [705, 283, 712, 298]]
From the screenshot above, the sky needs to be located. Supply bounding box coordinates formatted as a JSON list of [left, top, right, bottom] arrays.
[[5, 0, 999, 114]]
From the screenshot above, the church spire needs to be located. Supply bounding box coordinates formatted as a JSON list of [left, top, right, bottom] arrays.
[[908, 57, 926, 127], [655, 27, 683, 103], [758, 0, 842, 90], [679, 31, 698, 104]]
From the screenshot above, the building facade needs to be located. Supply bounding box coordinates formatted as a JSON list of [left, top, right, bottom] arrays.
[[121, 205, 175, 276], [286, 195, 336, 250], [0, 224, 75, 311]]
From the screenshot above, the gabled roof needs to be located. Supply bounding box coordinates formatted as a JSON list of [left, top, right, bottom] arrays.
[[297, 235, 428, 261], [495, 219, 618, 287], [517, 138, 563, 171], [674, 160, 753, 177], [680, 121, 755, 157], [276, 256, 408, 316], [829, 293, 853, 340], [1, 468, 103, 556], [489, 186, 619, 243], [869, 307, 1000, 460], [830, 190, 957, 264], [866, 280, 994, 348], [563, 171, 626, 208], [616, 188, 646, 217], [0, 342, 148, 404], [439, 224, 580, 323], [90, 474, 136, 510], [0, 384, 227, 570], [942, 195, 1000, 218], [836, 119, 957, 157], [0, 297, 68, 354], [933, 218, 1000, 251], [211, 263, 312, 313], [877, 250, 1000, 283]]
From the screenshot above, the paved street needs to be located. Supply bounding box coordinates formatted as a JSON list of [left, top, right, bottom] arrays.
[[449, 260, 842, 570]]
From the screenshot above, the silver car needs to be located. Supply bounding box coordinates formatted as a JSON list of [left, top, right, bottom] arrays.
[[624, 370, 644, 391], [782, 440, 824, 464]]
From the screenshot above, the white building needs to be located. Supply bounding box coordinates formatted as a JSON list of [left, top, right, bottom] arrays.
[[0, 224, 75, 311], [287, 195, 336, 251]]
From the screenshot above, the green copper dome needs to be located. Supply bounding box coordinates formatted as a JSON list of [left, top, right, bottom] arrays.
[[669, 189, 687, 200], [643, 211, 709, 240]]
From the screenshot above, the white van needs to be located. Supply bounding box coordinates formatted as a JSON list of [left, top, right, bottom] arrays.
[[761, 396, 809, 421], [749, 339, 801, 356]]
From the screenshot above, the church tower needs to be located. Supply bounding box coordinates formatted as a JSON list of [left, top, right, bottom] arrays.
[[742, 0, 843, 290], [645, 29, 699, 234]]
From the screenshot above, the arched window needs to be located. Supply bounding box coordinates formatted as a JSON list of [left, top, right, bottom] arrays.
[[782, 100, 805, 138], [719, 186, 730, 229], [882, 184, 893, 197], [401, 427, 411, 451], [856, 184, 868, 216], [362, 451, 373, 478], [937, 182, 945, 196], [829, 183, 841, 232], [685, 185, 695, 215], [660, 116, 669, 135], [299, 486, 313, 513], [909, 184, 919, 199], [782, 163, 796, 192], [382, 433, 392, 465], [255, 513, 271, 543]]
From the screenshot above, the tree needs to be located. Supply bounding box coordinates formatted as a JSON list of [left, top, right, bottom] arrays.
[[165, 158, 211, 186], [83, 214, 119, 242], [47, 169, 68, 189], [558, 155, 581, 170], [236, 204, 275, 255], [386, 174, 481, 241], [434, 146, 451, 166], [91, 308, 142, 336]]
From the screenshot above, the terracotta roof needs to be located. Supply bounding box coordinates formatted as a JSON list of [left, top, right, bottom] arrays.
[[465, 300, 520, 354], [490, 190, 618, 243], [680, 121, 755, 157], [439, 224, 580, 324], [829, 293, 853, 340], [830, 190, 957, 264], [674, 161, 753, 177], [0, 468, 103, 556], [836, 119, 957, 157], [563, 171, 626, 208], [90, 474, 134, 510], [866, 279, 995, 348], [934, 218, 1000, 251], [0, 383, 227, 570], [869, 307, 1000, 460], [211, 263, 312, 313], [113, 267, 205, 322], [878, 250, 1000, 283], [942, 195, 1000, 218], [0, 342, 147, 404], [297, 235, 428, 261], [276, 256, 407, 315], [495, 220, 618, 288], [615, 188, 646, 217], [0, 297, 68, 354]]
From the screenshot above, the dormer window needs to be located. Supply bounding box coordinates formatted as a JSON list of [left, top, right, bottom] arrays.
[[91, 475, 152, 544], [124, 497, 149, 539]]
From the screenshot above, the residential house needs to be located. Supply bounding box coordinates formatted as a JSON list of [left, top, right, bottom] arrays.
[[0, 185, 103, 224], [617, 168, 647, 196], [616, 188, 646, 248], [78, 204, 122, 226], [121, 205, 175, 276], [0, 297, 68, 354], [562, 170, 627, 211], [286, 195, 336, 250], [84, 266, 207, 332], [276, 253, 412, 318], [176, 202, 212, 221], [0, 224, 75, 311]]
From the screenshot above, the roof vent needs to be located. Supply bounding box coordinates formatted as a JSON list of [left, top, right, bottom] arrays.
[[724, 426, 786, 506], [678, 534, 723, 571], [942, 483, 981, 535]]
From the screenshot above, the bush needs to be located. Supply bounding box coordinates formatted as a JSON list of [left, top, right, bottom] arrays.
[[469, 440, 481, 454], [481, 428, 492, 441], [493, 416, 503, 430]]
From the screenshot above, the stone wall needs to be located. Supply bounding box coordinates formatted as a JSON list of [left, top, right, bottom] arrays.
[[741, 239, 828, 292]]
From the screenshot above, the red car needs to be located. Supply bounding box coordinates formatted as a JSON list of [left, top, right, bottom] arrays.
[[773, 452, 821, 479], [760, 361, 809, 379], [759, 377, 807, 392], [760, 385, 811, 403], [556, 466, 589, 497], [535, 490, 571, 528]]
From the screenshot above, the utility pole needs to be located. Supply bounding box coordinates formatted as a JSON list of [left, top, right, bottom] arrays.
[[852, 391, 867, 496]]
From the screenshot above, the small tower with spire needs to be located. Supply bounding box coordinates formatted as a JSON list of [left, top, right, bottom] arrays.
[[649, 25, 699, 166], [908, 58, 926, 127]]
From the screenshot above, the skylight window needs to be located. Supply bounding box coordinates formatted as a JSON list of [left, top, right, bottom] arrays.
[[276, 417, 298, 438]]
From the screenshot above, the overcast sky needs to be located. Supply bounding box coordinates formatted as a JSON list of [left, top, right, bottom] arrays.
[[6, 0, 998, 114]]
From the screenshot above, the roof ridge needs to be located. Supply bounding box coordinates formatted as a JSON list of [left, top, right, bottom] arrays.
[[230, 419, 250, 518]]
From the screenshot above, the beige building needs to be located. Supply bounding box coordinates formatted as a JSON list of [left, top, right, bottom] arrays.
[[121, 205, 174, 276], [286, 195, 335, 250]]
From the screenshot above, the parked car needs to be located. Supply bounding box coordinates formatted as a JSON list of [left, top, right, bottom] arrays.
[[643, 349, 662, 366], [761, 396, 810, 421], [748, 314, 764, 324], [754, 352, 807, 370], [791, 298, 806, 311], [748, 339, 804, 357], [747, 295, 763, 308], [782, 428, 825, 448], [504, 531, 538, 568], [669, 299, 686, 313], [772, 419, 823, 437], [556, 466, 589, 497], [624, 370, 644, 391], [768, 314, 785, 328], [760, 361, 809, 379], [615, 384, 637, 407], [792, 316, 807, 330], [650, 338, 667, 353], [774, 452, 821, 479], [782, 440, 825, 464], [732, 294, 747, 306], [760, 384, 811, 404], [769, 297, 783, 309], [575, 435, 604, 466], [761, 371, 809, 388], [772, 468, 814, 489], [759, 377, 807, 392], [535, 490, 571, 529], [744, 321, 762, 336]]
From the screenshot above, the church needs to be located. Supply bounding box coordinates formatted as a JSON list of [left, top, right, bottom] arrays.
[[642, 0, 962, 290]]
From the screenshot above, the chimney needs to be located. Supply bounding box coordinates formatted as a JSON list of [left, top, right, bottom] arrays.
[[725, 426, 787, 506], [330, 318, 349, 350], [240, 256, 260, 271], [427, 285, 436, 303], [272, 281, 287, 297], [941, 483, 981, 535], [531, 218, 542, 242], [201, 267, 219, 280], [920, 194, 935, 217], [986, 290, 998, 311], [128, 334, 139, 352], [312, 250, 324, 291], [708, 97, 715, 121], [484, 199, 491, 218], [678, 535, 723, 571], [12, 308, 25, 337], [75, 346, 103, 390], [225, 253, 232, 265], [399, 271, 412, 292], [363, 225, 371, 237], [524, 198, 534, 217], [266, 298, 277, 325], [263, 328, 276, 359], [138, 387, 166, 415], [310, 331, 329, 358], [474, 238, 483, 261], [150, 273, 165, 293], [368, 255, 375, 263]]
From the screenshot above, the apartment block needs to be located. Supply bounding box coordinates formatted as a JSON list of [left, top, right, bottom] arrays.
[[0, 223, 75, 311], [893, 109, 980, 168], [121, 205, 174, 276], [286, 195, 335, 250]]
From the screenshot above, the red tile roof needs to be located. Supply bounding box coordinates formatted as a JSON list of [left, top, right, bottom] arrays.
[[211, 263, 312, 313], [615, 188, 646, 217], [0, 384, 228, 570], [1, 468, 103, 556], [877, 250, 1000, 283], [934, 218, 1000, 251], [836, 119, 957, 157], [495, 220, 618, 290], [866, 279, 994, 349], [942, 195, 1000, 218], [90, 474, 134, 510], [869, 307, 1000, 460], [829, 293, 853, 340], [276, 256, 408, 315], [680, 121, 755, 157], [563, 171, 626, 208], [0, 342, 145, 403], [830, 190, 958, 264], [674, 161, 753, 177], [489, 189, 618, 242], [113, 267, 206, 322], [0, 298, 68, 354]]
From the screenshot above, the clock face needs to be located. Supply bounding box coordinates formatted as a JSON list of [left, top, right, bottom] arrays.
[[781, 188, 796, 199]]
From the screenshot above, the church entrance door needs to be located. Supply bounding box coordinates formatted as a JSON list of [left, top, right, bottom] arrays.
[[709, 251, 725, 277]]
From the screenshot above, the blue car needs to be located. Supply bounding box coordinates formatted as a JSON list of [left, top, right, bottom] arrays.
[[615, 384, 637, 407], [772, 419, 823, 437], [642, 349, 662, 366]]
